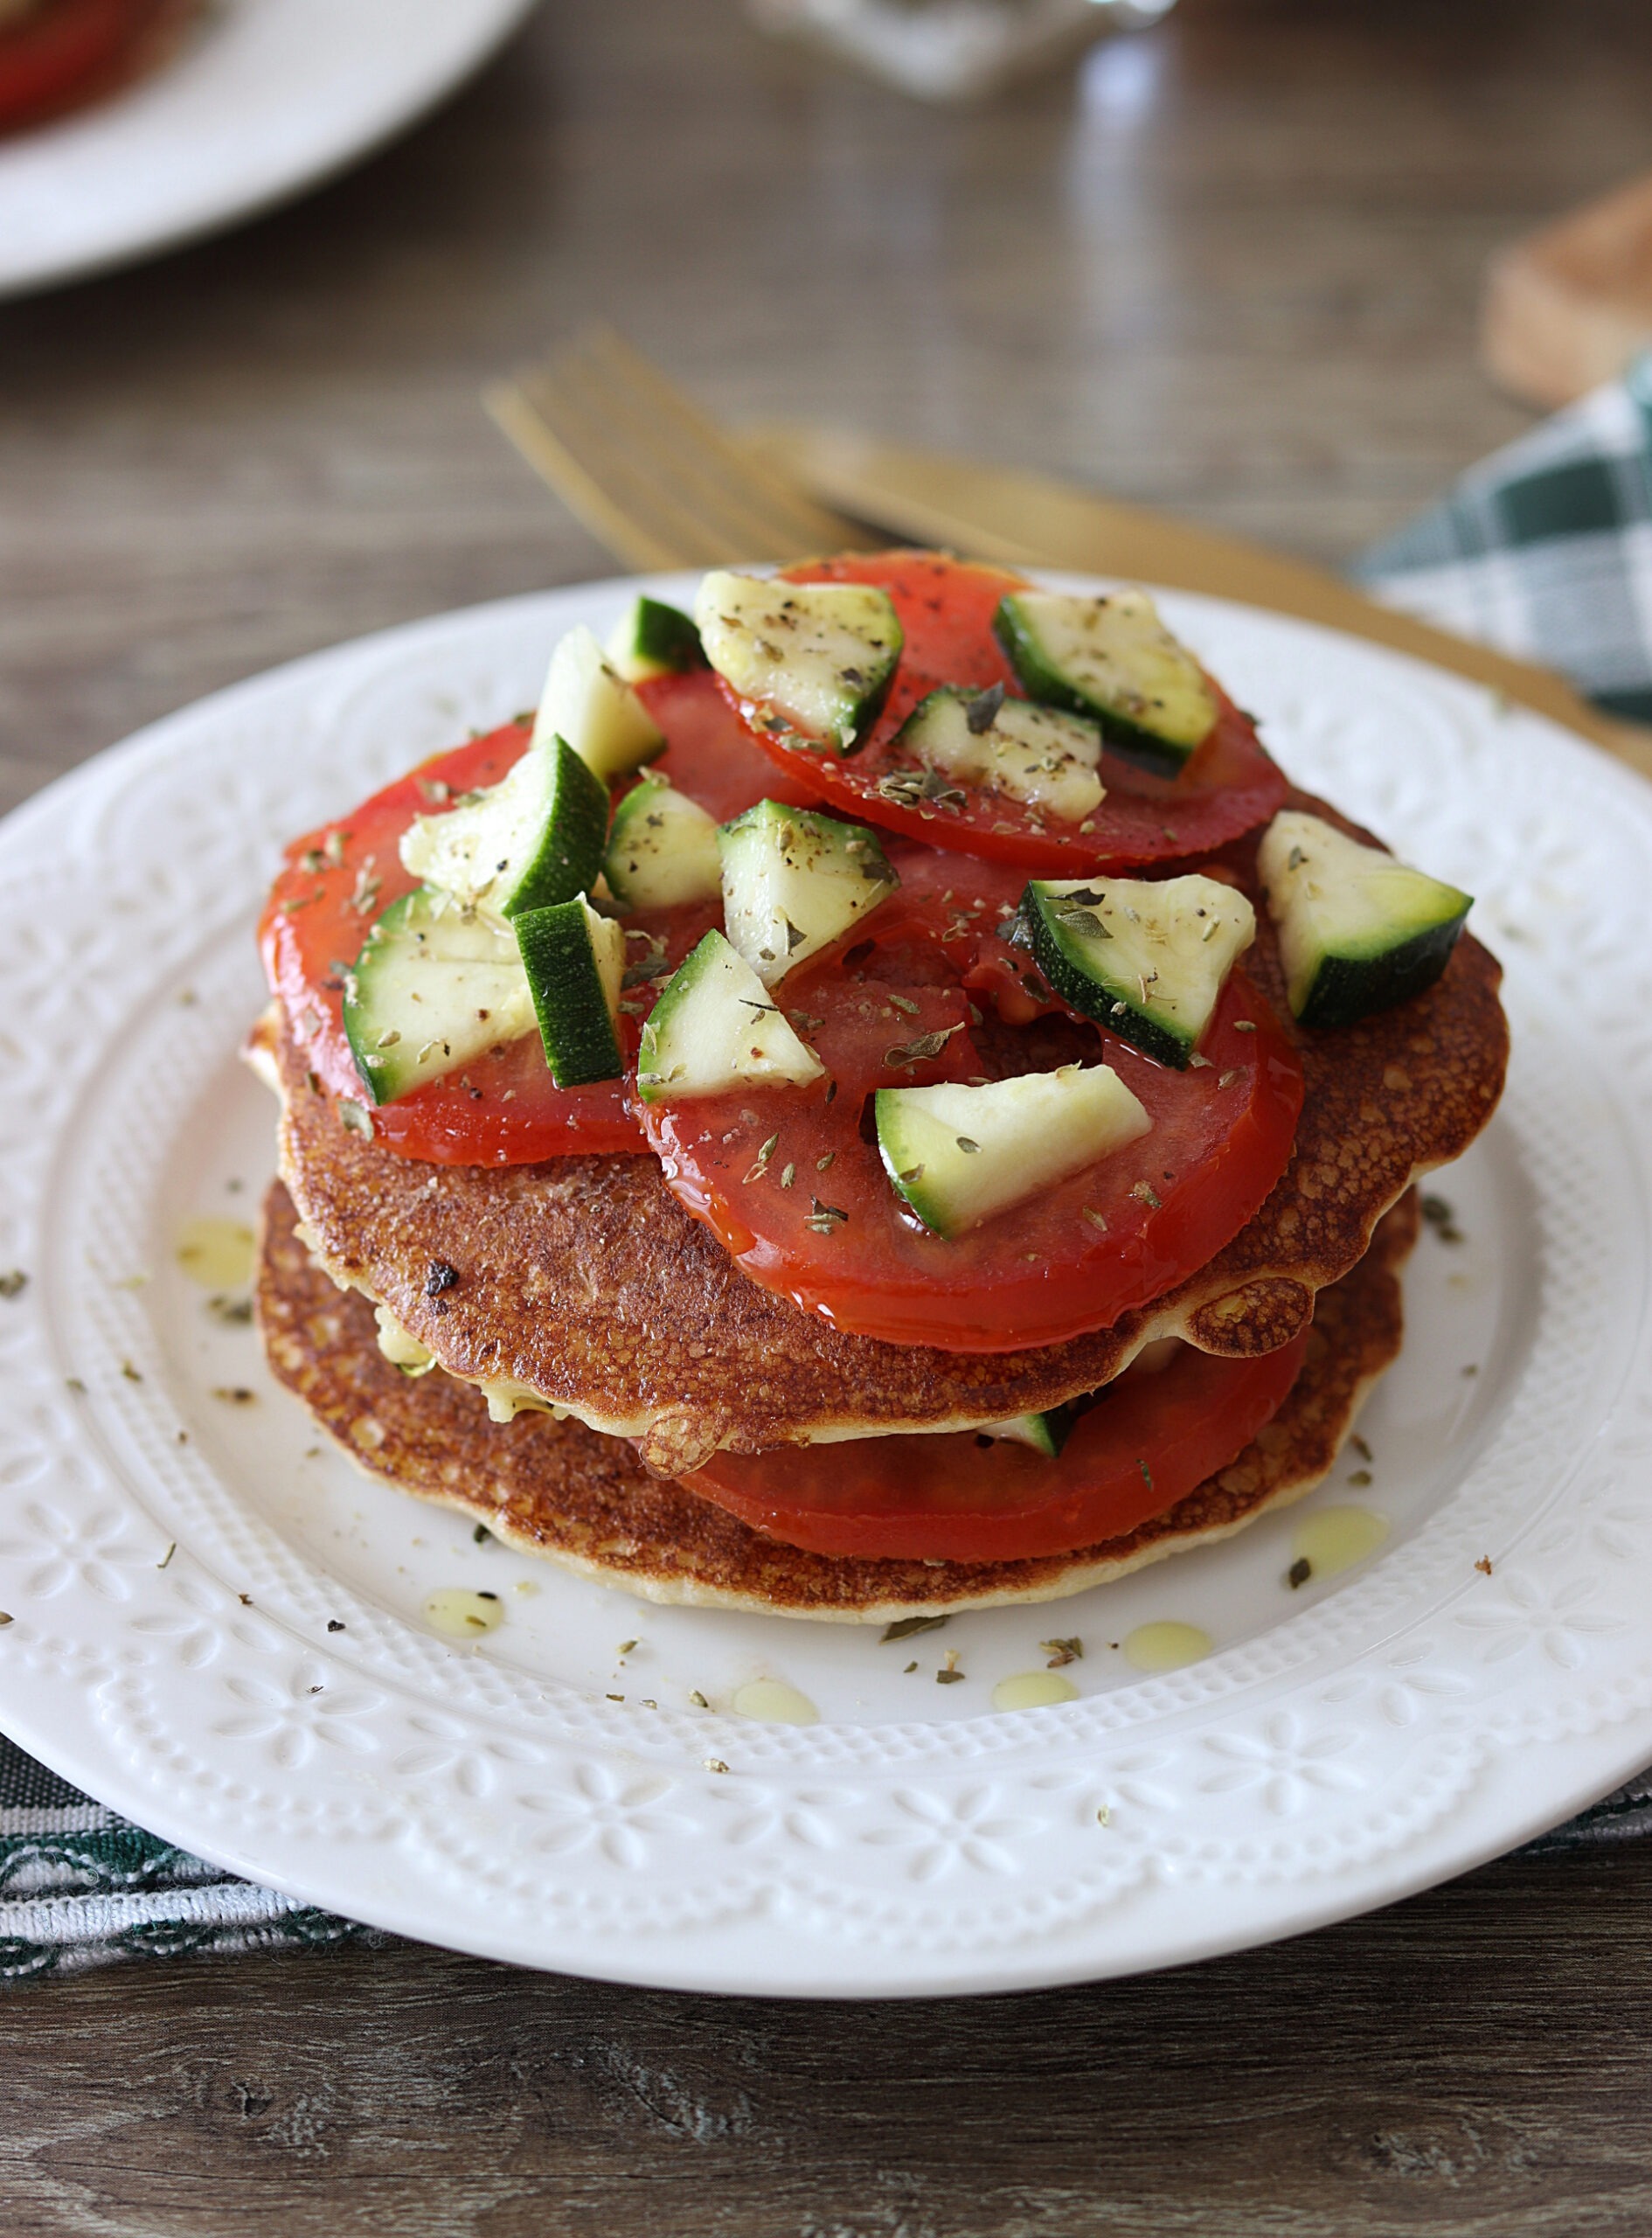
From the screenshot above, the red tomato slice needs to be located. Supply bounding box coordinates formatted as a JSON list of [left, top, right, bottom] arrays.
[[731, 552, 1287, 873], [0, 0, 160, 128], [259, 671, 810, 1164], [640, 667, 823, 821], [640, 863, 1304, 1352], [684, 1331, 1309, 1561], [260, 724, 649, 1163]]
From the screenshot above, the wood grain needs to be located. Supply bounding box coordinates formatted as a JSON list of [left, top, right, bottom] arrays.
[[3, 1845, 1652, 2236], [7, 0, 1652, 2228], [6, 0, 1652, 822]]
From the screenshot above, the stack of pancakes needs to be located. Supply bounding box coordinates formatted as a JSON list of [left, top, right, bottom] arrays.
[[252, 770, 1506, 1621]]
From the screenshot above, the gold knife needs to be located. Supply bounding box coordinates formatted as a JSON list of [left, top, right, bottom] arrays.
[[753, 420, 1652, 782]]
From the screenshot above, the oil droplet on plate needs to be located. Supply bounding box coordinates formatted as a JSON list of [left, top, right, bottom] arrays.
[[1292, 1505, 1389, 1580], [732, 1678, 818, 1726], [423, 1588, 504, 1640], [177, 1216, 255, 1289], [991, 1670, 1079, 1712], [1121, 1621, 1213, 1673]]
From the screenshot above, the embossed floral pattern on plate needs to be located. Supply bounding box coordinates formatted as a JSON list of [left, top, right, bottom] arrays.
[[1, 574, 1650, 1996]]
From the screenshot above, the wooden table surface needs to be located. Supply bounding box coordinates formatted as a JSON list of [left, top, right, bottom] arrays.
[[5, 0, 1652, 2230]]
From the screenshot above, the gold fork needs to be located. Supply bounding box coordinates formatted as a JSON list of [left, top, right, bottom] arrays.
[[484, 323, 875, 570], [486, 326, 1652, 777]]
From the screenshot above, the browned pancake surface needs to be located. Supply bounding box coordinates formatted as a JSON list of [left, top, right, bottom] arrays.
[[270, 789, 1502, 1467], [258, 1182, 1418, 1622]]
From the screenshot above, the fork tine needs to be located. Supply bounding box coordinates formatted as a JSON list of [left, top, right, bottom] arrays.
[[484, 379, 694, 573], [488, 323, 873, 571], [540, 342, 792, 566], [579, 326, 867, 557], [491, 368, 746, 570]]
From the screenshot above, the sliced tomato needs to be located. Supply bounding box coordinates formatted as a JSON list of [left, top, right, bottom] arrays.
[[684, 1331, 1309, 1561], [639, 666, 823, 822], [258, 671, 814, 1164], [729, 551, 1287, 873], [640, 860, 1304, 1352], [0, 0, 161, 128], [260, 723, 648, 1163]]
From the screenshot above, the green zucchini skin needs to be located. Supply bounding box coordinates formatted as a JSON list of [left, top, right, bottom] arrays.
[[718, 797, 899, 986], [1021, 874, 1256, 1071], [1293, 920, 1469, 1031], [874, 1064, 1150, 1239], [1258, 810, 1472, 1031], [606, 595, 705, 683], [979, 1407, 1074, 1457], [399, 733, 609, 922], [496, 738, 611, 920], [993, 589, 1217, 779], [694, 572, 904, 756], [636, 928, 824, 1102], [513, 897, 625, 1088]]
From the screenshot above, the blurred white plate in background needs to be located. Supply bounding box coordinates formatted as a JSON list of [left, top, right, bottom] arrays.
[[0, 0, 539, 300]]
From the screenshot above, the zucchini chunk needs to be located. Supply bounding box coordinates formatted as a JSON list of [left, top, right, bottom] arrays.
[[637, 930, 825, 1102], [399, 733, 608, 921], [718, 798, 899, 987], [603, 775, 722, 911], [977, 1409, 1073, 1457], [1258, 810, 1472, 1030], [513, 895, 626, 1087], [1023, 873, 1256, 1070], [532, 623, 665, 782], [604, 594, 705, 684], [893, 685, 1105, 824], [875, 1065, 1151, 1239], [344, 886, 537, 1105], [693, 571, 902, 754], [994, 587, 1218, 778]]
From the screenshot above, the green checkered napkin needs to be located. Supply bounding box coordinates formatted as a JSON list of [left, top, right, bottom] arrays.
[[10, 369, 1652, 1978], [1358, 352, 1652, 723], [0, 1735, 379, 1979]]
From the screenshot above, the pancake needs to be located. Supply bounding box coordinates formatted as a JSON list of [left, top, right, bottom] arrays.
[[263, 784, 1503, 1470], [258, 1180, 1418, 1622]]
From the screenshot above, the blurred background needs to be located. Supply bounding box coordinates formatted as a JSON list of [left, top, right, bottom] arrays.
[[3, 0, 1649, 810], [9, 5, 1652, 2205]]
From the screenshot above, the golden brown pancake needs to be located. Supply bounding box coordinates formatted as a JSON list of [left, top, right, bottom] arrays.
[[258, 1182, 1418, 1622], [264, 784, 1503, 1470]]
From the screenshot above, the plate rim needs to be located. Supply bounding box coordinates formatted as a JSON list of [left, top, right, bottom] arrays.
[[0, 0, 541, 299], [3, 569, 1650, 1997]]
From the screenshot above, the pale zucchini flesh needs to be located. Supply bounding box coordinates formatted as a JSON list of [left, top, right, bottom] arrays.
[[344, 886, 537, 1104], [1258, 810, 1471, 1029], [637, 930, 825, 1102], [894, 685, 1105, 824], [399, 733, 608, 921], [875, 1064, 1151, 1239], [531, 623, 665, 782], [718, 798, 899, 987], [1024, 873, 1256, 1068], [995, 587, 1218, 777], [513, 896, 626, 1088], [603, 775, 723, 911], [693, 571, 902, 754]]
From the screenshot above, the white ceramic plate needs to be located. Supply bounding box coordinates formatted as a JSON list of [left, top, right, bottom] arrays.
[[0, 0, 538, 300], [3, 573, 1650, 1998]]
